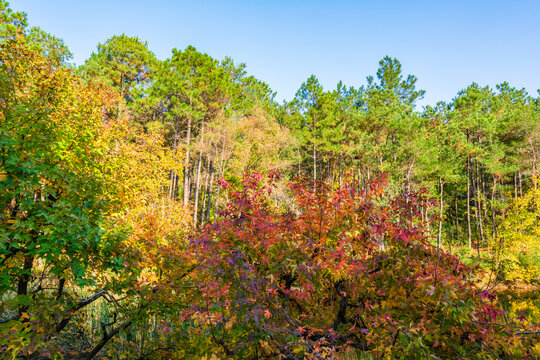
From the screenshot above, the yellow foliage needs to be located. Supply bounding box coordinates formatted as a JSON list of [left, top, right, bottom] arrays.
[[497, 176, 540, 283]]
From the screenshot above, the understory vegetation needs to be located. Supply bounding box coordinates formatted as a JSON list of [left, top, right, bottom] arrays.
[[1, 1, 539, 359]]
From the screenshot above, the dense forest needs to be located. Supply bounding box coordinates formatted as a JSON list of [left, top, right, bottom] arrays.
[[1, 1, 539, 359]]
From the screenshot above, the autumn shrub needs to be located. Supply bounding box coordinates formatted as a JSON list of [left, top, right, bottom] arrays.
[[186, 172, 538, 359]]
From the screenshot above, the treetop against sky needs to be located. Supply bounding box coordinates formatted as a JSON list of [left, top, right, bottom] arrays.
[[12, 0, 540, 106]]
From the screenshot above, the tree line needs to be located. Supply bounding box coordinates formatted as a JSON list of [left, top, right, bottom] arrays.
[[79, 33, 539, 266]]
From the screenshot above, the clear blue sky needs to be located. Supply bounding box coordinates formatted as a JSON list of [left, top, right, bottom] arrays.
[[11, 0, 540, 107]]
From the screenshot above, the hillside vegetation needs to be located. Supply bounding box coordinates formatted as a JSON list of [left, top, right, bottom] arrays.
[[1, 2, 539, 359]]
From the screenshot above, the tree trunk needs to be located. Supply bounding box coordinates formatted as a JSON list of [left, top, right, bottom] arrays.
[[338, 151, 343, 188], [471, 164, 481, 258], [405, 158, 415, 194], [193, 155, 203, 224], [453, 194, 459, 254], [313, 115, 317, 183], [214, 143, 227, 222], [475, 160, 485, 255], [205, 161, 215, 222], [437, 178, 444, 250], [481, 168, 489, 230], [466, 155, 472, 250], [18, 254, 34, 315], [183, 115, 192, 206], [490, 176, 497, 258], [168, 135, 179, 200], [168, 171, 175, 200], [200, 158, 211, 225], [313, 144, 317, 183], [426, 204, 431, 235], [193, 123, 205, 224]]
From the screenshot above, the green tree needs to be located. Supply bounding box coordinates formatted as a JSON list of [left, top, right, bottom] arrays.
[[26, 26, 72, 67], [0, 26, 125, 356], [288, 75, 324, 181], [80, 34, 157, 103]]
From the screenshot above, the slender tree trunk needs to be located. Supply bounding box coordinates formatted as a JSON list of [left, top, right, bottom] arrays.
[[168, 135, 178, 200], [205, 162, 215, 222], [168, 171, 175, 200], [324, 159, 328, 182], [193, 123, 205, 224], [426, 206, 430, 230], [359, 168, 364, 191], [405, 158, 415, 194], [183, 115, 192, 206], [438, 178, 444, 249], [214, 186, 221, 222], [453, 194, 459, 254], [338, 151, 343, 188], [297, 146, 302, 178], [313, 144, 317, 183], [490, 176, 497, 258], [200, 158, 211, 225], [421, 200, 425, 225], [466, 155, 472, 250], [18, 255, 34, 315], [193, 155, 203, 224], [214, 143, 227, 222], [475, 160, 485, 253], [471, 165, 481, 258], [481, 168, 489, 230]]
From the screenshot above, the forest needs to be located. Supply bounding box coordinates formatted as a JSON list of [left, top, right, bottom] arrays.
[[1, 1, 539, 359]]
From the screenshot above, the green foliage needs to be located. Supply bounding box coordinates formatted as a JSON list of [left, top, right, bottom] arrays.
[[80, 34, 157, 102], [0, 0, 27, 42], [27, 26, 73, 66], [0, 28, 126, 356]]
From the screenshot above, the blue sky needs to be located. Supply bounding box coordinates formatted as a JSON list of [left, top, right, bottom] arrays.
[[11, 0, 540, 107]]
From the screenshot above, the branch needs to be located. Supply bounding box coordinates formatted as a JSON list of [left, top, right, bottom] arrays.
[[474, 321, 518, 328], [85, 319, 132, 360], [333, 281, 349, 330], [515, 330, 540, 335], [56, 290, 109, 333]]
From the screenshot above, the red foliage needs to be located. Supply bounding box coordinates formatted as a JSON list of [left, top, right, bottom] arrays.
[[189, 172, 536, 359]]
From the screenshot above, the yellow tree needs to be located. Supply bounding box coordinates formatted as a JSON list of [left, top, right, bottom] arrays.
[[0, 17, 129, 357], [496, 176, 540, 283]]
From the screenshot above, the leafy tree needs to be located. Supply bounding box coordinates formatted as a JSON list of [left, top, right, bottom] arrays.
[[288, 75, 324, 181], [0, 29, 125, 357], [375, 56, 425, 107], [80, 34, 157, 103], [419, 103, 463, 247], [496, 176, 540, 283], [0, 0, 26, 42], [149, 46, 223, 204], [26, 26, 72, 66], [187, 172, 537, 359]]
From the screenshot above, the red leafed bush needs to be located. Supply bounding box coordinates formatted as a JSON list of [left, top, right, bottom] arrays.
[[190, 172, 537, 359]]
